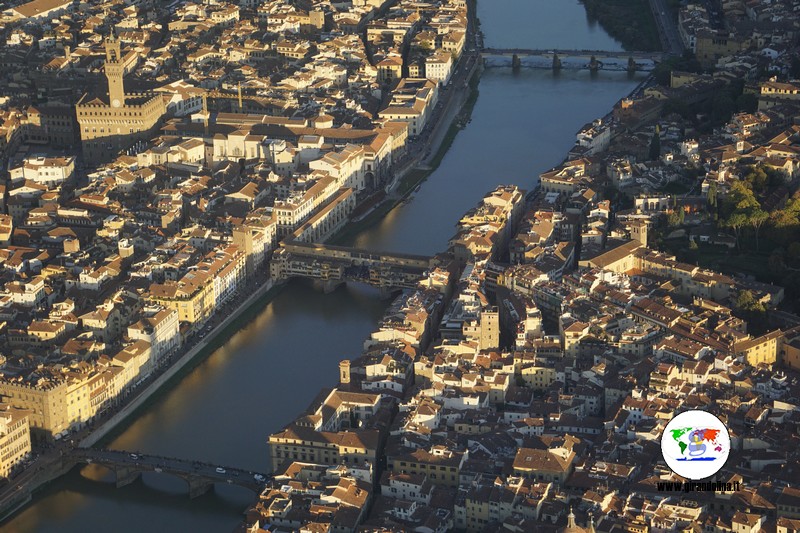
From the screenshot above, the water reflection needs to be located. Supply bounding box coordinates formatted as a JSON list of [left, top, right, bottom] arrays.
[[345, 68, 643, 255], [478, 0, 623, 51], [7, 465, 252, 533], [7, 2, 639, 531]]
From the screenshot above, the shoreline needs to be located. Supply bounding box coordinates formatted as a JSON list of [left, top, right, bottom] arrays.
[[332, 58, 483, 246], [0, 0, 655, 525], [0, 279, 283, 522], [0, 38, 484, 524]]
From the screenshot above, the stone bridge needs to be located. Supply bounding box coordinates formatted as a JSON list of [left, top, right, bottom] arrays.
[[481, 48, 667, 62], [269, 240, 436, 294], [70, 448, 269, 498]]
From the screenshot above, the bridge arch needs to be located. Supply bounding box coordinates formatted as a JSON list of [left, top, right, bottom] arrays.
[[69, 449, 267, 499]]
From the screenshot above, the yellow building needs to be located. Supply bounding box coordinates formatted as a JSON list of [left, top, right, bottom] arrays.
[[0, 404, 31, 478], [781, 334, 800, 371], [520, 364, 557, 390], [0, 378, 68, 441], [388, 446, 464, 488], [695, 30, 751, 67], [269, 424, 379, 472], [147, 270, 215, 329], [734, 330, 781, 367], [75, 36, 165, 163], [578, 239, 643, 273], [0, 368, 95, 442]]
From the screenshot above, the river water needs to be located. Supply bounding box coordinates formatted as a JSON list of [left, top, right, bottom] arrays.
[[6, 2, 642, 532]]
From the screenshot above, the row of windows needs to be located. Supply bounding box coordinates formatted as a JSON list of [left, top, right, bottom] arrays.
[[84, 127, 138, 134]]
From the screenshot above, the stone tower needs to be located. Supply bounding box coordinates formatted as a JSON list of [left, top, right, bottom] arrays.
[[630, 220, 648, 247], [479, 306, 500, 351], [105, 36, 125, 108], [339, 360, 351, 385]]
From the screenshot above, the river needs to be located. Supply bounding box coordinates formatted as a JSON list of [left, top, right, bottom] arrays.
[[5, 1, 642, 531]]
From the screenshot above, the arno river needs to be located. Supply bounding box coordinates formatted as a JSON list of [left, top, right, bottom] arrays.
[[6, 1, 643, 531]]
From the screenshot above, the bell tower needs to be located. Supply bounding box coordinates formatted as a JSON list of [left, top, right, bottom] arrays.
[[105, 35, 125, 108]]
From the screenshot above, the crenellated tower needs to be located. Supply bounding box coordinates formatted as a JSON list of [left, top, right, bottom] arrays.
[[105, 36, 125, 108]]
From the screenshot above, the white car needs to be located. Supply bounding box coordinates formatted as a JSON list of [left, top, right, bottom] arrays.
[[216, 467, 226, 474]]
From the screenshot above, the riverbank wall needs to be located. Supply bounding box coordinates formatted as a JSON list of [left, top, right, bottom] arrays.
[[80, 278, 276, 449]]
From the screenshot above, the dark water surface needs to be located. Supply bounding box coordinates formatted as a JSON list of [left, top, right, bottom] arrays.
[[7, 1, 640, 531]]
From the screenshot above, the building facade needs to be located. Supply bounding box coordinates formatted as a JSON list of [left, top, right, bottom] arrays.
[[75, 37, 166, 163]]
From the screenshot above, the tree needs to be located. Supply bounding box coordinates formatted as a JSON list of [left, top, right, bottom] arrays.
[[734, 290, 764, 313], [724, 211, 748, 250], [733, 289, 768, 333], [736, 93, 757, 113], [723, 181, 759, 218], [663, 98, 690, 119], [707, 182, 718, 208], [770, 208, 798, 246], [649, 127, 661, 161], [789, 242, 800, 264], [744, 166, 769, 193], [711, 93, 736, 124], [769, 250, 785, 276], [748, 208, 769, 251]]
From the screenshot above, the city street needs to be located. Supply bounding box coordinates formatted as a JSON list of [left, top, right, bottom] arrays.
[[649, 0, 684, 55]]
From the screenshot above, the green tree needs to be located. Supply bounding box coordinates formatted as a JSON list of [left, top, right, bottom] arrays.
[[667, 210, 681, 227], [769, 250, 785, 276], [734, 290, 764, 313], [723, 181, 759, 217], [748, 208, 769, 251], [789, 242, 800, 264], [724, 211, 748, 251], [707, 182, 718, 208], [744, 166, 769, 193], [770, 208, 798, 245], [649, 127, 661, 161], [663, 98, 690, 118], [733, 289, 768, 333], [736, 93, 757, 113], [711, 93, 736, 124], [722, 182, 765, 251]]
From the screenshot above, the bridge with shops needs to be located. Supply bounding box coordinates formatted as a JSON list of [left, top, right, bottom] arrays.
[[70, 448, 268, 498], [270, 240, 436, 294]]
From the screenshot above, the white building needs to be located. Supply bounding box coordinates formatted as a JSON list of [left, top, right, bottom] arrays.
[[11, 156, 75, 187], [127, 307, 181, 365], [425, 51, 453, 86]]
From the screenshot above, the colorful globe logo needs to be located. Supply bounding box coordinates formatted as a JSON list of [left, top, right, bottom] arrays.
[[661, 410, 730, 480]]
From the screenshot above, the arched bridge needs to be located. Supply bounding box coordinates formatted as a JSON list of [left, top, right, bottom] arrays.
[[270, 240, 436, 293], [481, 48, 667, 62], [70, 448, 270, 498]]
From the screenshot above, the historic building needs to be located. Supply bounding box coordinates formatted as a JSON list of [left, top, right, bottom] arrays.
[[75, 36, 165, 163]]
